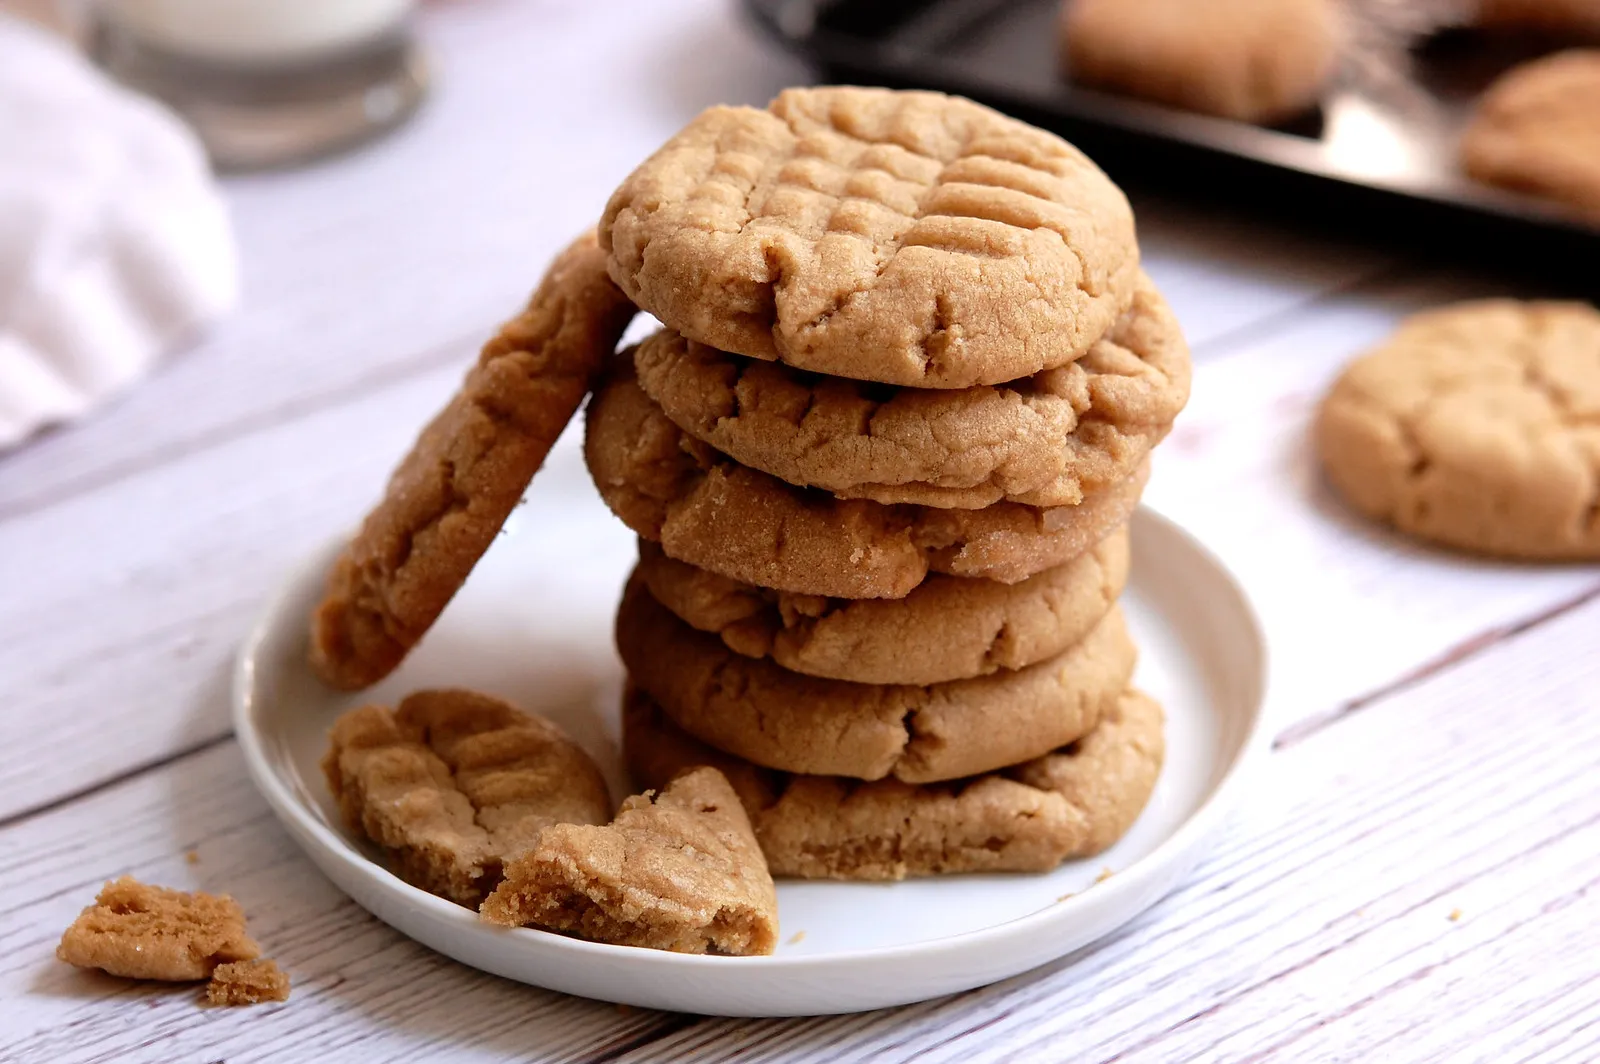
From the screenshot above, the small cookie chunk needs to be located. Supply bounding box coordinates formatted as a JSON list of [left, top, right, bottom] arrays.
[[633, 274, 1189, 508], [322, 689, 613, 906], [636, 527, 1130, 684], [1316, 300, 1600, 559], [310, 231, 637, 690], [1062, 0, 1344, 123], [481, 767, 778, 955], [57, 877, 260, 981], [624, 685, 1165, 880], [1477, 0, 1600, 37], [617, 574, 1135, 783], [206, 959, 291, 1006], [601, 86, 1139, 388], [585, 364, 1148, 597], [1460, 51, 1600, 222]]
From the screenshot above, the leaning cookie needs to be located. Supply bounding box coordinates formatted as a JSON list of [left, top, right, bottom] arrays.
[[633, 273, 1189, 508], [1460, 50, 1600, 223], [1062, 0, 1344, 123], [481, 767, 778, 956], [624, 685, 1165, 881], [323, 689, 613, 906], [601, 86, 1139, 389], [309, 231, 637, 690], [616, 574, 1134, 784], [636, 528, 1130, 685], [1316, 299, 1600, 560], [585, 363, 1148, 598]]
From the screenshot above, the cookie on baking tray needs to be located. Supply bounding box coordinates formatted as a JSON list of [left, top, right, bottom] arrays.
[[585, 363, 1149, 598], [601, 86, 1139, 389], [309, 231, 637, 691], [623, 684, 1165, 881], [1316, 299, 1600, 560], [322, 689, 613, 906], [481, 767, 778, 956], [633, 273, 1189, 509], [635, 526, 1130, 685], [1061, 0, 1344, 123]]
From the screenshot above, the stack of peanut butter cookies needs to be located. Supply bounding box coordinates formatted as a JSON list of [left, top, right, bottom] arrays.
[[587, 86, 1191, 881]]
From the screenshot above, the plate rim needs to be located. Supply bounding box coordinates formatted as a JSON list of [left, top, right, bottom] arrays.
[[233, 505, 1269, 976]]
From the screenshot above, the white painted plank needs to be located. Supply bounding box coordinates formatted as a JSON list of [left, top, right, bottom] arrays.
[[602, 595, 1600, 1064], [0, 742, 679, 1064], [0, 0, 1396, 520]]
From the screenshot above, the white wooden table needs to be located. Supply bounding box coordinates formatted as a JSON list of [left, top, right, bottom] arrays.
[[4, 2, 1598, 1060]]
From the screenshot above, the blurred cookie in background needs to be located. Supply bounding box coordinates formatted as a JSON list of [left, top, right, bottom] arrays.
[[1476, 0, 1600, 38]]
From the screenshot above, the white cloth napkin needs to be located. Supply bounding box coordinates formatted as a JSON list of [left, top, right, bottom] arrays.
[[0, 14, 237, 449]]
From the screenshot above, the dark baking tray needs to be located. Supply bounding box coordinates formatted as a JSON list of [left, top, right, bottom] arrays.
[[742, 0, 1600, 273]]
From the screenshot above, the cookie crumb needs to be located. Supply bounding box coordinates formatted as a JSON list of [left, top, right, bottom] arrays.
[[206, 959, 290, 1006], [1095, 867, 1115, 884], [1056, 892, 1077, 903], [1449, 908, 1463, 922], [184, 850, 200, 865], [56, 877, 259, 981], [787, 930, 806, 946]]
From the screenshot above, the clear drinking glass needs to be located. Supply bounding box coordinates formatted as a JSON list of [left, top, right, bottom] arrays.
[[92, 0, 427, 170]]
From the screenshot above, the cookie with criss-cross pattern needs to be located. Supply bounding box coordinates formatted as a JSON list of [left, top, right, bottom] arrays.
[[633, 273, 1188, 508], [585, 363, 1148, 598], [309, 231, 636, 690], [616, 574, 1134, 783], [601, 86, 1138, 388], [623, 684, 1165, 881], [1316, 299, 1600, 559]]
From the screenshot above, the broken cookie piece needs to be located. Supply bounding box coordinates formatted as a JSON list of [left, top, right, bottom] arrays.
[[480, 767, 778, 955], [323, 688, 613, 906], [206, 958, 291, 1006], [56, 876, 261, 981]]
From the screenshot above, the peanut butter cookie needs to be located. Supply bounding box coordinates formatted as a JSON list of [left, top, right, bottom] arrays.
[[624, 685, 1165, 881], [633, 273, 1188, 508], [585, 364, 1148, 597], [617, 575, 1134, 784], [1062, 0, 1343, 123], [1316, 300, 1600, 559], [601, 86, 1138, 388], [57, 877, 260, 982], [322, 689, 613, 907], [481, 767, 778, 955], [310, 232, 637, 690], [1461, 50, 1600, 223], [636, 527, 1129, 685]]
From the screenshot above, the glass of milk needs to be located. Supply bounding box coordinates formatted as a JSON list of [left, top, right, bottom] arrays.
[[93, 0, 427, 170]]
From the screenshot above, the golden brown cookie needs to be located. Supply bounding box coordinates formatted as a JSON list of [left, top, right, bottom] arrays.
[[585, 364, 1148, 597], [636, 527, 1130, 685], [1062, 0, 1344, 123], [1476, 0, 1600, 37], [206, 959, 291, 1006], [624, 685, 1165, 881], [1316, 300, 1600, 559], [56, 877, 260, 981], [617, 574, 1135, 783], [322, 689, 613, 907], [600, 86, 1139, 389], [1460, 50, 1600, 222], [309, 232, 637, 690], [480, 767, 778, 955], [633, 273, 1188, 508]]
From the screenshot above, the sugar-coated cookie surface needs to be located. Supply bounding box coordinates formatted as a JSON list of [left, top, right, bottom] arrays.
[[601, 86, 1139, 388], [1461, 50, 1600, 222], [206, 959, 291, 1006], [634, 274, 1188, 509], [624, 686, 1165, 881], [322, 689, 613, 907], [481, 767, 778, 956], [309, 231, 636, 690], [1316, 300, 1600, 559], [636, 527, 1130, 685], [56, 877, 260, 982], [1062, 0, 1343, 123], [585, 364, 1148, 597], [617, 575, 1135, 783]]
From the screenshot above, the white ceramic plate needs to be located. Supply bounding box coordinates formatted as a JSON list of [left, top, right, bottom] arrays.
[[235, 504, 1266, 1017]]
